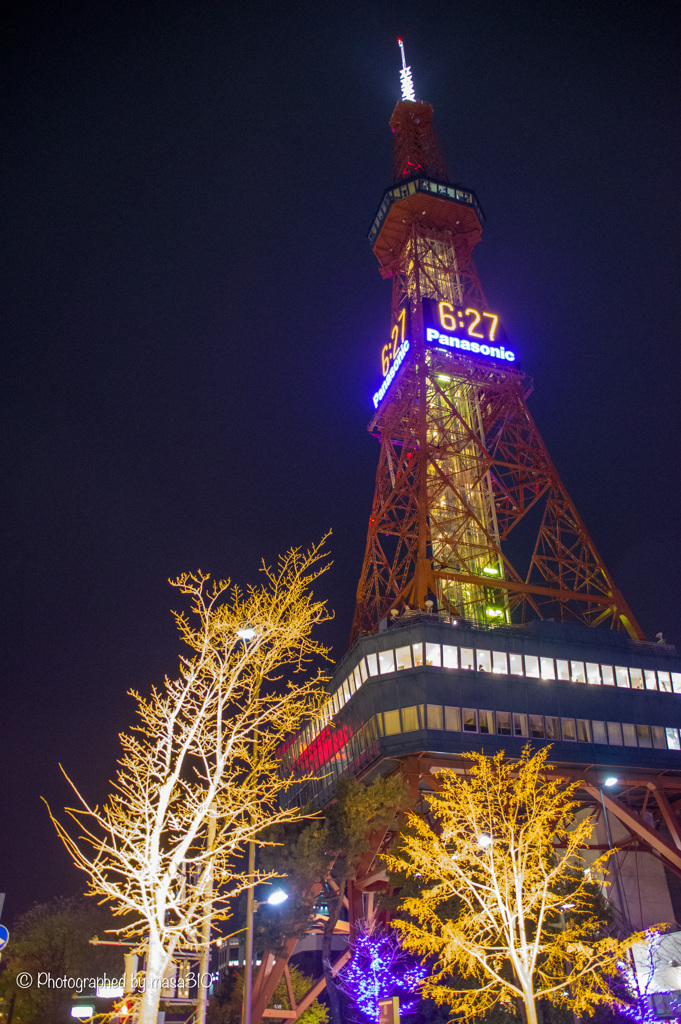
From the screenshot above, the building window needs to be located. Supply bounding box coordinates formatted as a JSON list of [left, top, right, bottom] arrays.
[[637, 724, 652, 748], [673, 673, 681, 694], [622, 724, 637, 747], [601, 665, 615, 686], [653, 726, 667, 749], [576, 719, 591, 743], [366, 653, 379, 677], [556, 659, 570, 681], [463, 708, 478, 732], [460, 647, 475, 670], [402, 706, 419, 732], [492, 651, 508, 674], [658, 672, 672, 693], [529, 715, 544, 738], [509, 653, 523, 676], [412, 643, 424, 667], [479, 710, 494, 735], [513, 713, 528, 737], [630, 668, 644, 690], [427, 704, 443, 730], [359, 659, 368, 683], [477, 650, 492, 673], [497, 711, 512, 736], [666, 728, 681, 750], [445, 706, 461, 731], [645, 670, 658, 691], [586, 663, 601, 686], [615, 666, 630, 688], [571, 661, 586, 683], [525, 655, 540, 678], [607, 722, 623, 746], [442, 644, 458, 669], [545, 717, 561, 740], [562, 718, 576, 741], [592, 721, 607, 744], [540, 658, 555, 681], [383, 710, 401, 736], [378, 649, 396, 674], [425, 642, 441, 667], [395, 645, 412, 671]]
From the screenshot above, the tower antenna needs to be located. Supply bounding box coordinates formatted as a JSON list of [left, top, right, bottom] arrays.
[[397, 38, 416, 102]]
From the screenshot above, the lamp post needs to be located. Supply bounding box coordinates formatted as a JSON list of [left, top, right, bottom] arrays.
[[238, 627, 259, 1024], [599, 777, 630, 932]]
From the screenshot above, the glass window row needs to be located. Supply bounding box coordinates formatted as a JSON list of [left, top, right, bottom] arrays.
[[378, 703, 681, 752]]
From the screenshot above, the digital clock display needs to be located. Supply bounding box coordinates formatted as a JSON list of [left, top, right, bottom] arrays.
[[422, 299, 516, 364]]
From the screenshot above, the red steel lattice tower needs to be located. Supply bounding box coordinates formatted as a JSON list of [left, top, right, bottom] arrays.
[[351, 45, 642, 643]]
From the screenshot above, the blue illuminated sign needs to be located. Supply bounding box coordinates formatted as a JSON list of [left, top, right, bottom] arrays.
[[373, 339, 409, 408], [423, 298, 516, 364]]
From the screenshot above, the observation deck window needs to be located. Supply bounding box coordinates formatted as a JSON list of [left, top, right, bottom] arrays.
[[412, 643, 424, 667], [630, 668, 644, 689], [477, 649, 492, 673], [586, 663, 601, 685], [425, 642, 441, 667], [509, 653, 523, 676], [378, 649, 395, 674], [571, 661, 586, 683], [395, 645, 412, 671], [658, 671, 672, 693], [615, 666, 630, 688], [645, 670, 658, 691], [525, 655, 540, 678], [673, 673, 681, 694], [493, 651, 508, 674], [540, 657, 556, 680], [556, 659, 570, 681], [366, 652, 379, 677], [444, 706, 461, 731], [602, 665, 615, 686], [359, 658, 368, 683], [460, 647, 475, 670], [443, 644, 458, 669]]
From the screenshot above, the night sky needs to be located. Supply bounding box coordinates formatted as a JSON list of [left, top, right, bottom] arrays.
[[2, 0, 680, 924]]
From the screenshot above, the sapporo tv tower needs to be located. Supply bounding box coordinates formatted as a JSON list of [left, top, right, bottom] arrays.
[[352, 39, 641, 642], [245, 45, 681, 1021]]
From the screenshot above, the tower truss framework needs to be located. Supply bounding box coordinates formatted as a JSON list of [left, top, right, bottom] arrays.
[[352, 102, 642, 643]]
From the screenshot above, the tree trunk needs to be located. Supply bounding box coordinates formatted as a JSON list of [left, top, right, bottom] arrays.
[[138, 935, 164, 1024], [321, 883, 346, 1024]]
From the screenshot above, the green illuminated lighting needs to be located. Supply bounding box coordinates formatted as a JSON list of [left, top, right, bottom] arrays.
[[437, 374, 451, 382], [485, 607, 503, 619], [482, 565, 500, 576]]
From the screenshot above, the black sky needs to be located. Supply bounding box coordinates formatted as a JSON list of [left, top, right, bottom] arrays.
[[2, 0, 680, 923]]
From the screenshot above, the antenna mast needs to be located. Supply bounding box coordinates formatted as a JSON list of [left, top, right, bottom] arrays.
[[397, 38, 416, 101]]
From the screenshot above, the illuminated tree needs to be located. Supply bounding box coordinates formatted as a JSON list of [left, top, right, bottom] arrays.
[[47, 541, 331, 1024], [384, 746, 644, 1024], [618, 929, 681, 1024], [336, 922, 427, 1022]]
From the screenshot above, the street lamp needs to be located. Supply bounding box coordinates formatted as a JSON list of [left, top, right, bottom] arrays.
[[598, 777, 630, 932], [477, 834, 493, 849]]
